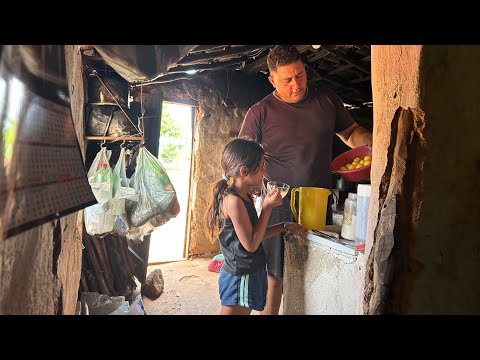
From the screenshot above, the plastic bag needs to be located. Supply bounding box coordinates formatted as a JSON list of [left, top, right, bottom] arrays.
[[111, 148, 139, 236], [80, 292, 126, 315], [126, 220, 157, 243], [84, 147, 117, 237], [86, 147, 119, 204], [128, 147, 180, 227], [108, 294, 147, 315], [80, 292, 146, 315]]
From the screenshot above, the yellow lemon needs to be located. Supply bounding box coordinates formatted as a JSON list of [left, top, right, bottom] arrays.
[[354, 157, 362, 162], [346, 164, 356, 170], [340, 166, 347, 171], [364, 155, 372, 162], [356, 163, 364, 169], [364, 160, 371, 166]]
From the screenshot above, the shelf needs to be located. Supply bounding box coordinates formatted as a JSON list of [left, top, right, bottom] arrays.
[[306, 230, 357, 256], [86, 136, 144, 141]]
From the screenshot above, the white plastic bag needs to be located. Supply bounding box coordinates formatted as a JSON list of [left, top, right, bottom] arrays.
[[128, 147, 180, 227], [111, 148, 139, 236], [84, 147, 116, 237]]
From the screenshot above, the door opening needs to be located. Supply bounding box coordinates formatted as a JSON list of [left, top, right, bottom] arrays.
[[148, 101, 194, 264]]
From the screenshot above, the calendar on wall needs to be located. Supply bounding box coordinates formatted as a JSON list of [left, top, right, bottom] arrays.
[[2, 76, 97, 238]]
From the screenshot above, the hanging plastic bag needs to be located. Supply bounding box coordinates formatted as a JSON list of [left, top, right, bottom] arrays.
[[111, 147, 139, 236], [87, 147, 112, 203], [128, 146, 180, 227], [84, 147, 116, 237], [126, 220, 157, 243]]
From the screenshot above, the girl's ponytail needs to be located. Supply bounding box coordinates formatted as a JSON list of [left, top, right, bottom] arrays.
[[205, 178, 231, 242]]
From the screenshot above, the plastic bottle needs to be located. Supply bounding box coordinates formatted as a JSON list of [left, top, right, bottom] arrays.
[[341, 192, 357, 241], [93, 162, 111, 204], [96, 163, 110, 182]]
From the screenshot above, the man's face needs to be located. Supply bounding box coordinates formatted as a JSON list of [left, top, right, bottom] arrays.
[[268, 60, 308, 103]]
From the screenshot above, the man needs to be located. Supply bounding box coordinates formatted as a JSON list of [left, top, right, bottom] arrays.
[[239, 45, 372, 315]]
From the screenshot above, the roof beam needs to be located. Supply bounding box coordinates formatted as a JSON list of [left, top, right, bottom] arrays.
[[166, 56, 251, 75], [177, 45, 272, 66], [320, 45, 370, 75], [305, 63, 370, 99]]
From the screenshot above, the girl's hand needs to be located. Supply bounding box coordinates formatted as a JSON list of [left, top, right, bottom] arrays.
[[263, 185, 282, 210]]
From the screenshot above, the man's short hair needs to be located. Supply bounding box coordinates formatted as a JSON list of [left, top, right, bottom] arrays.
[[267, 45, 302, 74]]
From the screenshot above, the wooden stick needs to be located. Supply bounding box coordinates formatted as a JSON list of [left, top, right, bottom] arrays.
[[91, 236, 115, 294], [82, 247, 96, 292], [105, 235, 132, 295], [83, 233, 110, 295], [80, 269, 90, 293]]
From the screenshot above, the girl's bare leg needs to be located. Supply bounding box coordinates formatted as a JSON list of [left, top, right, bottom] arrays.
[[220, 305, 252, 315], [264, 273, 283, 315]]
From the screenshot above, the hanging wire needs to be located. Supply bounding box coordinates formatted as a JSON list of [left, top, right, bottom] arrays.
[[226, 70, 232, 100], [102, 107, 114, 138], [140, 83, 145, 138], [223, 69, 233, 107]]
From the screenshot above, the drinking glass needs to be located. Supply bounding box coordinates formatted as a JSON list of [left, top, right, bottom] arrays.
[[266, 181, 290, 198]]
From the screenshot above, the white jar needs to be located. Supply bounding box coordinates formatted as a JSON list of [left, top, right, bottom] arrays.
[[341, 192, 357, 241], [355, 184, 371, 251]]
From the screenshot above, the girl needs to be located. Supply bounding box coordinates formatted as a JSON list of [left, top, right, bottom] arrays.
[[205, 138, 305, 315]]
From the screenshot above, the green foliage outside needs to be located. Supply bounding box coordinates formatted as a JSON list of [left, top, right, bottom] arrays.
[[159, 104, 189, 163]]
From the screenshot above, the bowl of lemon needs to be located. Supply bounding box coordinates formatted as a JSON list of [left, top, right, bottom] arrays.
[[331, 145, 372, 182]]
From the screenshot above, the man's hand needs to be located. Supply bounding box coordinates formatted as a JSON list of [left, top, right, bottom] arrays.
[[284, 222, 306, 237], [284, 222, 308, 246]]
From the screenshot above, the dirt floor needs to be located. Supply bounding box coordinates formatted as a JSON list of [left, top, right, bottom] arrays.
[[142, 257, 264, 315]]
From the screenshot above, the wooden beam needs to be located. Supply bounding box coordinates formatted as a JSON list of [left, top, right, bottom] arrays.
[[134, 56, 253, 86], [188, 45, 228, 53], [86, 136, 144, 142], [328, 55, 371, 76], [244, 54, 269, 74], [305, 63, 369, 97], [167, 56, 252, 74], [328, 63, 355, 76], [351, 75, 372, 84], [320, 45, 370, 75], [177, 45, 272, 65], [306, 49, 331, 62], [164, 97, 198, 107]]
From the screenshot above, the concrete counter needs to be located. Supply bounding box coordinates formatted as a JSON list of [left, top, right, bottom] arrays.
[[283, 233, 365, 315]]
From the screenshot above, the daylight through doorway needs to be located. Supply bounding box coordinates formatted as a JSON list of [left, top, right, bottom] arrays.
[[148, 102, 193, 263]]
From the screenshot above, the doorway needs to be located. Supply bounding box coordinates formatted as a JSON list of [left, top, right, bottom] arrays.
[[148, 101, 194, 264]]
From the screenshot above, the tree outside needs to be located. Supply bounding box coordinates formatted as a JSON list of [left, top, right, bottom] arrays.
[[159, 103, 190, 165], [150, 102, 193, 263]]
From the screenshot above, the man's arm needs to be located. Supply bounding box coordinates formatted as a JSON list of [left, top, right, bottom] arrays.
[[239, 107, 261, 142], [337, 122, 372, 148]]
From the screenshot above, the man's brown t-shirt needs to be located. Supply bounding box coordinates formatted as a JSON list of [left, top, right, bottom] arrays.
[[239, 86, 355, 190]]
